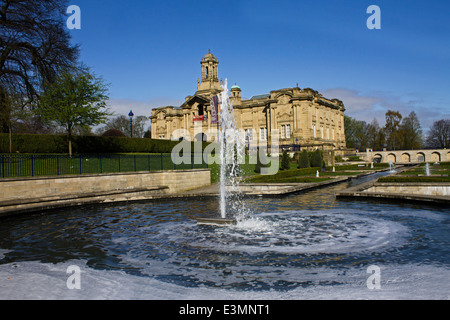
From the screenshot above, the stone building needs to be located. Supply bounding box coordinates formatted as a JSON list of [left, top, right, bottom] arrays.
[[150, 51, 346, 152]]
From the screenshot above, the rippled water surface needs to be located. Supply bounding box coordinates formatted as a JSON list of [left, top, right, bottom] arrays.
[[0, 174, 449, 299]]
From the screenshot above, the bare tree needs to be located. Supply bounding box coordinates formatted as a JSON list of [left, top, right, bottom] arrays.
[[0, 0, 79, 132], [426, 119, 450, 149]]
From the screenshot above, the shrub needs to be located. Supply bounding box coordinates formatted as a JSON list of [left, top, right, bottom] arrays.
[[254, 148, 270, 173], [297, 150, 310, 168], [0, 133, 208, 154], [310, 149, 323, 168], [280, 150, 290, 170]]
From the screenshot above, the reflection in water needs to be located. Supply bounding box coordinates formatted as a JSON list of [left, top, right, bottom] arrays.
[[0, 174, 449, 293]]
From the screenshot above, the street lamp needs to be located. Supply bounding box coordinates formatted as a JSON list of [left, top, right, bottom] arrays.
[[128, 110, 134, 137]]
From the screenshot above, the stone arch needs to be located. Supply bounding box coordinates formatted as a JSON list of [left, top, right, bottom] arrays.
[[387, 153, 396, 163], [447, 151, 450, 161], [373, 153, 383, 163], [430, 152, 441, 162], [416, 152, 426, 162], [400, 153, 411, 163]]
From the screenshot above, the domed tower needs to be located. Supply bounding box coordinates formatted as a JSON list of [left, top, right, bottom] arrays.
[[197, 50, 222, 97], [230, 83, 242, 105]]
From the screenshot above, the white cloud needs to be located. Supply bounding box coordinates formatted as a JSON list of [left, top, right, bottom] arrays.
[[322, 88, 448, 131]]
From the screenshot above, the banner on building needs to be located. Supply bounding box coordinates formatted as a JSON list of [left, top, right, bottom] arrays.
[[210, 95, 219, 125]]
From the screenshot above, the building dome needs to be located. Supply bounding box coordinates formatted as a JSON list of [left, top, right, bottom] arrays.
[[231, 84, 241, 90], [203, 50, 216, 61]]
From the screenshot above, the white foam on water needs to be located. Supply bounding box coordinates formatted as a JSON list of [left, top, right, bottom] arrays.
[[0, 260, 448, 300], [184, 210, 411, 255], [0, 249, 9, 260]]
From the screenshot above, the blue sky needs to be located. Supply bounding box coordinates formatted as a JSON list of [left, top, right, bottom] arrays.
[[69, 0, 450, 131]]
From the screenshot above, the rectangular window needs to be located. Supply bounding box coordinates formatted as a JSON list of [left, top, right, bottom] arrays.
[[286, 125, 291, 139], [245, 129, 253, 141], [281, 125, 285, 139], [260, 128, 267, 141]]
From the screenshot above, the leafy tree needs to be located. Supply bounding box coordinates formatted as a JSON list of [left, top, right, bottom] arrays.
[[344, 115, 359, 149], [426, 119, 450, 149], [400, 111, 423, 149], [297, 150, 310, 168], [37, 68, 110, 156], [144, 129, 152, 139], [384, 110, 403, 150], [366, 118, 385, 150], [344, 115, 371, 151], [280, 150, 290, 170], [0, 0, 79, 132]]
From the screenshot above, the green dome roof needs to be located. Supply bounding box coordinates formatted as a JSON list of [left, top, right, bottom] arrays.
[[231, 84, 241, 90]]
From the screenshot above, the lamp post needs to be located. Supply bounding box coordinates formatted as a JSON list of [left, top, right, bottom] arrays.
[[128, 110, 134, 138]]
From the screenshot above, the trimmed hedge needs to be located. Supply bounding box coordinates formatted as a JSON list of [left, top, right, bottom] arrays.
[[0, 133, 206, 154]]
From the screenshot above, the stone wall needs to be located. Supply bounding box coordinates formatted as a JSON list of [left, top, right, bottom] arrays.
[[365, 183, 450, 197], [0, 169, 211, 217]]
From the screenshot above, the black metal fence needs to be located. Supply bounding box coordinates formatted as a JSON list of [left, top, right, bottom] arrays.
[[0, 154, 208, 179]]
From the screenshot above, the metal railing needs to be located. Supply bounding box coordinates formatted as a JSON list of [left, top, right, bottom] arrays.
[[0, 154, 208, 179]]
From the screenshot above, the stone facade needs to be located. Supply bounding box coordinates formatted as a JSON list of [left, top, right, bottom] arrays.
[[150, 51, 346, 152]]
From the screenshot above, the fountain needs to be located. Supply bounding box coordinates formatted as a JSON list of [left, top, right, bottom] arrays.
[[425, 163, 430, 176], [197, 79, 244, 226], [0, 160, 448, 299]]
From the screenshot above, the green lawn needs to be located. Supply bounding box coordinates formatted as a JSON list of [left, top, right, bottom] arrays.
[[383, 162, 450, 182], [209, 159, 390, 184], [208, 155, 257, 183]]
